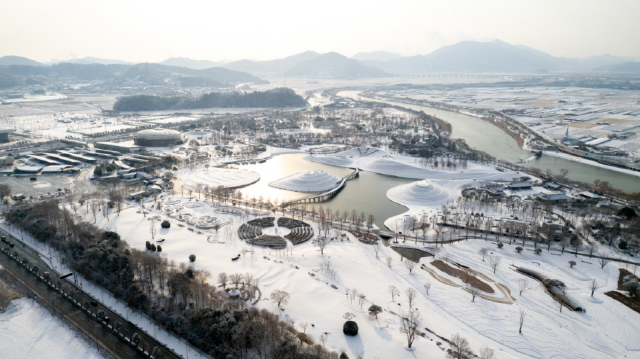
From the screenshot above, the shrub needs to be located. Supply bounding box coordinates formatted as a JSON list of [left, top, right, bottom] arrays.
[[161, 220, 171, 228], [157, 245, 162, 252], [368, 304, 382, 318], [189, 254, 196, 262], [619, 241, 628, 250], [624, 281, 639, 297], [568, 260, 576, 268], [534, 248, 542, 255], [497, 242, 504, 249], [515, 246, 523, 253], [340, 353, 349, 359], [343, 320, 358, 336]]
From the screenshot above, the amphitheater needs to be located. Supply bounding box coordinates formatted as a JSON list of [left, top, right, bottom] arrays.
[[238, 216, 314, 249], [185, 168, 260, 189]]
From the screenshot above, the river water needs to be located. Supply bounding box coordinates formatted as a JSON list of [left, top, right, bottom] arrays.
[[338, 91, 640, 193], [236, 153, 411, 228]]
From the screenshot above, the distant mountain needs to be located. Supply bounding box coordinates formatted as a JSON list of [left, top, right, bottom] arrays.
[[368, 40, 638, 74], [373, 40, 569, 73], [0, 56, 42, 66], [283, 52, 390, 79], [159, 57, 226, 70], [0, 62, 264, 89], [121, 63, 264, 84], [57, 57, 134, 65], [223, 51, 321, 76], [352, 51, 404, 62], [597, 62, 640, 73]]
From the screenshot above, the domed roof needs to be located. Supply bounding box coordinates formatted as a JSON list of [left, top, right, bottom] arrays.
[[135, 128, 182, 140]]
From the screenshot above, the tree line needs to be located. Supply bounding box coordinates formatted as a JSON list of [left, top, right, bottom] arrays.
[[113, 88, 307, 111], [4, 200, 342, 358]]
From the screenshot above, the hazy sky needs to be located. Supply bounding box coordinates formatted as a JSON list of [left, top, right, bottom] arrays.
[[2, 0, 640, 63]]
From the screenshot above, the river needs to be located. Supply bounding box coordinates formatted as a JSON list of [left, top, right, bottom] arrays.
[[338, 91, 640, 193]]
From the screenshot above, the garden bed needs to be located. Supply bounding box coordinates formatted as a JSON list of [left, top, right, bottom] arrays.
[[430, 260, 494, 294]]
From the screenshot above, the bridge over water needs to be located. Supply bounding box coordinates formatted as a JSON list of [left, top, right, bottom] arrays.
[[282, 168, 359, 206]]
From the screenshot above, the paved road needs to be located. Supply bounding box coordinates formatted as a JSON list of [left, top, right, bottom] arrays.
[[0, 229, 182, 359]]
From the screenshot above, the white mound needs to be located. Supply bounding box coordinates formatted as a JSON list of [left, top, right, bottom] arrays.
[[360, 158, 432, 179], [185, 168, 260, 188], [387, 179, 451, 207], [304, 155, 355, 168], [333, 147, 388, 157], [269, 170, 342, 192]]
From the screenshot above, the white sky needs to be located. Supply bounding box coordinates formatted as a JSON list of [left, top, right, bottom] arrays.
[[1, 0, 639, 63]]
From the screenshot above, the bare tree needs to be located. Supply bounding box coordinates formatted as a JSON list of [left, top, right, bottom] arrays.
[[517, 279, 531, 296], [469, 286, 480, 302], [400, 310, 421, 349], [448, 333, 473, 359], [479, 345, 495, 359], [149, 220, 157, 240], [479, 248, 488, 261], [300, 321, 309, 334], [589, 278, 598, 297], [518, 308, 527, 333], [218, 272, 228, 288], [424, 282, 432, 295], [388, 285, 400, 301], [598, 257, 610, 269], [404, 260, 416, 274], [555, 299, 564, 313], [271, 290, 290, 308], [405, 288, 417, 310], [488, 256, 502, 273], [229, 273, 243, 288], [317, 236, 330, 255], [373, 244, 379, 259], [357, 294, 366, 308], [386, 256, 392, 267]]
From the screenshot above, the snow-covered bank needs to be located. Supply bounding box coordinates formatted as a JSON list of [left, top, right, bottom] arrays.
[[0, 298, 105, 359], [542, 150, 640, 179]]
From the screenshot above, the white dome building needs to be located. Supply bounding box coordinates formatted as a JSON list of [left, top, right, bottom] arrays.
[[134, 128, 183, 147]]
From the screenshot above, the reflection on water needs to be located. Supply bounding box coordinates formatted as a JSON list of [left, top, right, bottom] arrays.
[[236, 154, 412, 228], [339, 91, 640, 193]]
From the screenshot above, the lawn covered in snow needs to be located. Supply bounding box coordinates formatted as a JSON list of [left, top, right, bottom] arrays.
[[0, 298, 105, 359], [77, 192, 640, 359]]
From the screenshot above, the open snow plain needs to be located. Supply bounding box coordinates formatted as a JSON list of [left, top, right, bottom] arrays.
[[0, 297, 105, 359], [77, 184, 640, 359]]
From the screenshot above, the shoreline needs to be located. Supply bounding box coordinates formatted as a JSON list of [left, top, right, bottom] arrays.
[[352, 93, 640, 183]]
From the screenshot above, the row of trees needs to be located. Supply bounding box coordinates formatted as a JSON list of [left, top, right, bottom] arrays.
[[4, 200, 340, 358]]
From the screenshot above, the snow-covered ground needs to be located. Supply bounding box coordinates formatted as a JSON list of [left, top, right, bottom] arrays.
[[0, 298, 105, 359], [180, 167, 260, 188], [51, 188, 640, 359]]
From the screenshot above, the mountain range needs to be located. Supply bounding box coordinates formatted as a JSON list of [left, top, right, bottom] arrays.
[[2, 40, 640, 89]]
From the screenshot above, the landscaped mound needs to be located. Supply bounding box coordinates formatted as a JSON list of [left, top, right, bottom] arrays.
[[269, 171, 342, 193], [387, 179, 450, 207], [431, 260, 494, 293]]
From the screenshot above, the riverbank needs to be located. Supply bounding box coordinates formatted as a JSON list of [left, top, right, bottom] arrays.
[[337, 90, 640, 193]]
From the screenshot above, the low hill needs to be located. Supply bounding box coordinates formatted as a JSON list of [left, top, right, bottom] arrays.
[[351, 51, 404, 62], [159, 57, 227, 69], [57, 57, 133, 65], [223, 51, 320, 76], [113, 87, 306, 111], [0, 56, 42, 66], [283, 52, 390, 79], [597, 62, 640, 73], [121, 63, 264, 85]]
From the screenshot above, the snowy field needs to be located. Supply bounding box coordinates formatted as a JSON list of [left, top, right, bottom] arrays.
[[69, 184, 640, 359], [180, 167, 261, 188], [0, 298, 105, 359]]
